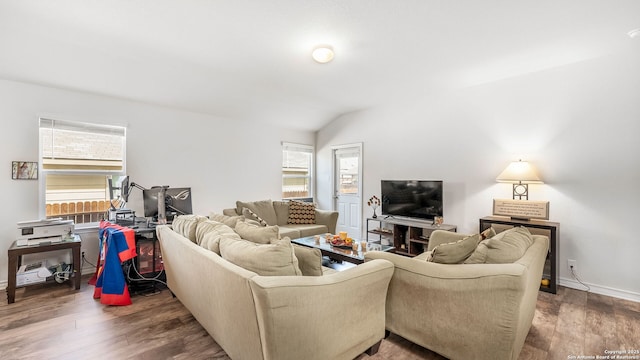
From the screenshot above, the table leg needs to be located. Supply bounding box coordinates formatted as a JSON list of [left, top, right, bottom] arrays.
[[7, 253, 17, 304], [72, 246, 81, 290]]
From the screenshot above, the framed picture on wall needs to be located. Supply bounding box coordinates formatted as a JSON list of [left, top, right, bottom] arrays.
[[12, 161, 38, 180]]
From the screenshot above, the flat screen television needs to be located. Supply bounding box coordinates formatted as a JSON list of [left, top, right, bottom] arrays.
[[381, 180, 443, 221], [143, 187, 193, 221]]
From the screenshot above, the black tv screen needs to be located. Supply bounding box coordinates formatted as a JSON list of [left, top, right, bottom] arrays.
[[381, 180, 443, 220]]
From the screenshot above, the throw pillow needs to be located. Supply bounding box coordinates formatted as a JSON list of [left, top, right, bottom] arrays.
[[235, 199, 278, 226], [242, 207, 268, 226], [427, 234, 481, 264], [196, 220, 241, 254], [234, 221, 280, 244], [219, 237, 302, 276], [464, 226, 534, 264], [287, 200, 316, 225], [172, 214, 207, 242], [209, 212, 243, 229], [480, 227, 497, 240], [292, 244, 323, 276]]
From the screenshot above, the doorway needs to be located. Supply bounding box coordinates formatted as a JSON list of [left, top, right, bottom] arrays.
[[332, 143, 363, 237]]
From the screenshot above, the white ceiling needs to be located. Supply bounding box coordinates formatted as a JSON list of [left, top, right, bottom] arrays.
[[1, 0, 639, 131]]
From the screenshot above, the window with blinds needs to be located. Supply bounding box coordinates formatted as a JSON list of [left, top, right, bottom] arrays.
[[39, 118, 126, 224], [282, 142, 314, 200]]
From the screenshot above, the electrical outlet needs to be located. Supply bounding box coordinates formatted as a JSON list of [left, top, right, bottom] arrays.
[[568, 259, 577, 274]]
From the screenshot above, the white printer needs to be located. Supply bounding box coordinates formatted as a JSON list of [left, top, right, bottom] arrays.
[[16, 218, 75, 246]]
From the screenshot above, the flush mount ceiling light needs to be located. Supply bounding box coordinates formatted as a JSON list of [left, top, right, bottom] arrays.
[[628, 28, 640, 38], [312, 46, 334, 63]]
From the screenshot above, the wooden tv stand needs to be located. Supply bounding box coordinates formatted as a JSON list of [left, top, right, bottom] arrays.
[[366, 217, 457, 257]]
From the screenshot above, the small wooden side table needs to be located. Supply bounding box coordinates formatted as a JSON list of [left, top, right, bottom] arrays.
[[7, 235, 82, 304]]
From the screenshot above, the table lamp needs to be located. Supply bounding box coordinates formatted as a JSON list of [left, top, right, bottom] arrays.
[[496, 160, 543, 200]]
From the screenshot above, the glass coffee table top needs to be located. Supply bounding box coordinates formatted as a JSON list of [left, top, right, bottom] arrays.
[[292, 235, 394, 264]]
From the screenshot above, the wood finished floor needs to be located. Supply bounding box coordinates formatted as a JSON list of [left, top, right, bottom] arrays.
[[1, 276, 639, 360]]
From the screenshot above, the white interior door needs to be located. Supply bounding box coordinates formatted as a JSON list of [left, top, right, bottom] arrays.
[[332, 144, 362, 237]]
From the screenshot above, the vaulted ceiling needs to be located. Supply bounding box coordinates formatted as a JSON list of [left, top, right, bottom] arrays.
[[1, 1, 638, 131]]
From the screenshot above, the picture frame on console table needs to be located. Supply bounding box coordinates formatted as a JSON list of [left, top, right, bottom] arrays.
[[493, 199, 549, 220]]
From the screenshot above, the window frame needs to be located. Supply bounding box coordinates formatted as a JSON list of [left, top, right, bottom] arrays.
[[281, 142, 314, 201], [38, 117, 127, 227]]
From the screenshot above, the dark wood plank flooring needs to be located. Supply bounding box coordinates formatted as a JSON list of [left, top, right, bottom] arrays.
[[1, 276, 638, 360]]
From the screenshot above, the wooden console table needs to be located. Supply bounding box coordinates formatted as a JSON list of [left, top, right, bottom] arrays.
[[479, 216, 559, 294], [6, 235, 81, 304]]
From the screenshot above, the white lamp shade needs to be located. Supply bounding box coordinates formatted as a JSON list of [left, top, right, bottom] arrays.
[[496, 160, 543, 184], [312, 47, 334, 63]]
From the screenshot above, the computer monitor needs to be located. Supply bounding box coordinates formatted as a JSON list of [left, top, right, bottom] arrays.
[[143, 187, 193, 220], [108, 175, 130, 208]]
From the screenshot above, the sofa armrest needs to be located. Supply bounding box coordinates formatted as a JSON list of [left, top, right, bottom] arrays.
[[314, 208, 339, 234], [249, 259, 394, 360], [427, 230, 470, 251]]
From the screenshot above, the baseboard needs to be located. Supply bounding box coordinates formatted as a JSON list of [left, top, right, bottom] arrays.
[[0, 280, 6, 291], [559, 277, 640, 303]]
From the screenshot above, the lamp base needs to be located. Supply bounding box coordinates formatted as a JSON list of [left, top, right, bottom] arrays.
[[512, 183, 529, 200]]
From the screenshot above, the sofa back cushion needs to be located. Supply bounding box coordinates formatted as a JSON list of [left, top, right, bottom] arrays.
[[196, 220, 242, 254], [235, 221, 280, 244], [427, 234, 481, 264], [209, 212, 244, 229], [465, 226, 534, 264], [287, 200, 316, 225], [236, 199, 278, 226], [172, 214, 208, 242], [219, 237, 302, 276], [292, 244, 323, 276], [272, 200, 290, 225]]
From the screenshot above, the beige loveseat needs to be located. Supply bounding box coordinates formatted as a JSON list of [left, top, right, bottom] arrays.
[[365, 228, 549, 360], [223, 199, 338, 239], [156, 218, 394, 360]]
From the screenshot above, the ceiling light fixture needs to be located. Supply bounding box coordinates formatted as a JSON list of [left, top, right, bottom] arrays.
[[628, 28, 640, 38], [312, 46, 334, 63]]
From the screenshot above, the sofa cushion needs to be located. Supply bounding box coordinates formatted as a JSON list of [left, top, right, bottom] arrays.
[[272, 200, 290, 225], [219, 237, 302, 276], [427, 233, 481, 264], [292, 244, 323, 276], [209, 212, 243, 229], [287, 200, 316, 225], [288, 224, 330, 238], [172, 214, 207, 242], [236, 199, 278, 226], [196, 220, 242, 254], [235, 221, 280, 244], [465, 226, 534, 264], [242, 207, 268, 226], [278, 227, 301, 239]]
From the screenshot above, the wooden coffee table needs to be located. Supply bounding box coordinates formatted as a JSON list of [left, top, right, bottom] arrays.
[[292, 235, 394, 265]]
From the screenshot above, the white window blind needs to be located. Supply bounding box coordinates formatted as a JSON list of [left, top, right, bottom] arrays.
[[39, 118, 126, 224], [282, 142, 314, 199]]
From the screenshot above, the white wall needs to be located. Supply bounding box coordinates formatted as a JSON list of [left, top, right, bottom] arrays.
[[317, 49, 640, 301], [0, 79, 313, 286]]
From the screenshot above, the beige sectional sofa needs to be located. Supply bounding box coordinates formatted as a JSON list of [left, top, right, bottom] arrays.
[[365, 227, 549, 360], [222, 199, 338, 239], [156, 215, 394, 360]]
